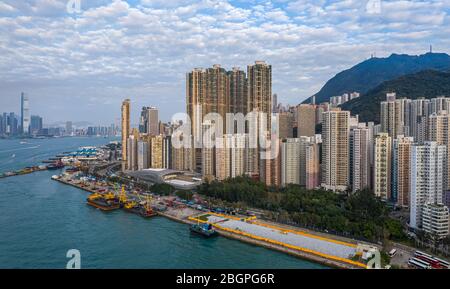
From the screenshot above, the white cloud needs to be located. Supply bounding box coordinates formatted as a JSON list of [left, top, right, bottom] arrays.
[[0, 0, 449, 123], [0, 1, 15, 12]]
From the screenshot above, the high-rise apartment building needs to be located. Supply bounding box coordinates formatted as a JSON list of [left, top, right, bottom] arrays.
[[247, 61, 272, 176], [410, 142, 446, 230], [380, 93, 408, 139], [281, 136, 320, 188], [259, 140, 281, 187], [278, 111, 294, 139], [374, 133, 392, 200], [216, 134, 247, 181], [30, 115, 43, 135], [422, 203, 449, 239], [297, 104, 316, 137], [305, 140, 320, 189], [409, 98, 431, 142], [231, 134, 246, 178], [431, 96, 450, 114], [126, 129, 139, 171], [281, 138, 301, 186], [163, 136, 172, 169], [229, 67, 247, 116], [121, 99, 131, 170], [150, 135, 164, 169], [137, 140, 149, 170], [298, 136, 316, 187], [216, 134, 233, 181], [321, 109, 350, 191], [139, 106, 159, 135], [428, 111, 450, 189], [7, 113, 18, 135], [392, 136, 413, 207], [350, 123, 371, 192], [247, 61, 272, 128], [172, 146, 193, 172]]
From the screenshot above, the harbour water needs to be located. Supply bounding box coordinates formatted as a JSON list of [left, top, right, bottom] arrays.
[[0, 137, 326, 269]]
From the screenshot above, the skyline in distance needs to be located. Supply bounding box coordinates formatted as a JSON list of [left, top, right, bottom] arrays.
[[0, 0, 449, 124]]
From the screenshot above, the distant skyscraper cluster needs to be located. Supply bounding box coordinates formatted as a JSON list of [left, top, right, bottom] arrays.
[[121, 100, 175, 172], [2, 93, 118, 138], [329, 92, 360, 107], [0, 92, 43, 137]]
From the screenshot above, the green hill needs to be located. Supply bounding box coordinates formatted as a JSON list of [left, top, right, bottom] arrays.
[[304, 52, 450, 104], [341, 70, 450, 123]]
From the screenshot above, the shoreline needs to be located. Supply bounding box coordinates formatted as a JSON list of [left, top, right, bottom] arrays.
[[53, 176, 364, 269]]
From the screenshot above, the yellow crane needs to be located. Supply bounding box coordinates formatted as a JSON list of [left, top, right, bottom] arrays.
[[143, 194, 153, 212], [118, 185, 128, 204], [135, 193, 156, 217]]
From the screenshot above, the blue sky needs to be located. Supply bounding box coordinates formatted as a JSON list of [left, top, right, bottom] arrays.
[[0, 0, 449, 126]]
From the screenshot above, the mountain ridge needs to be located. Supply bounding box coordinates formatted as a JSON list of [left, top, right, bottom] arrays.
[[304, 52, 450, 104]]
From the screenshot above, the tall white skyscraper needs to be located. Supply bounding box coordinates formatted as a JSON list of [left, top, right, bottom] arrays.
[[350, 123, 371, 192], [281, 136, 320, 188], [21, 92, 30, 135], [422, 203, 449, 239], [137, 141, 149, 171], [410, 142, 446, 230], [321, 109, 350, 192], [428, 111, 450, 190], [281, 138, 301, 186], [127, 134, 138, 171]]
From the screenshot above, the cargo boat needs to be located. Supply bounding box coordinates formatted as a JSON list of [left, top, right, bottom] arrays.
[[47, 161, 65, 170], [123, 201, 157, 218], [65, 166, 79, 173], [123, 201, 142, 214], [87, 192, 120, 211], [190, 223, 217, 237]]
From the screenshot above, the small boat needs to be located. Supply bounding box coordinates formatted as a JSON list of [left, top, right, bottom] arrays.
[[140, 209, 158, 218], [190, 223, 217, 237]]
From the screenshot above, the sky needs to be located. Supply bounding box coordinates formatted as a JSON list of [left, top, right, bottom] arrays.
[[0, 0, 449, 126]]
